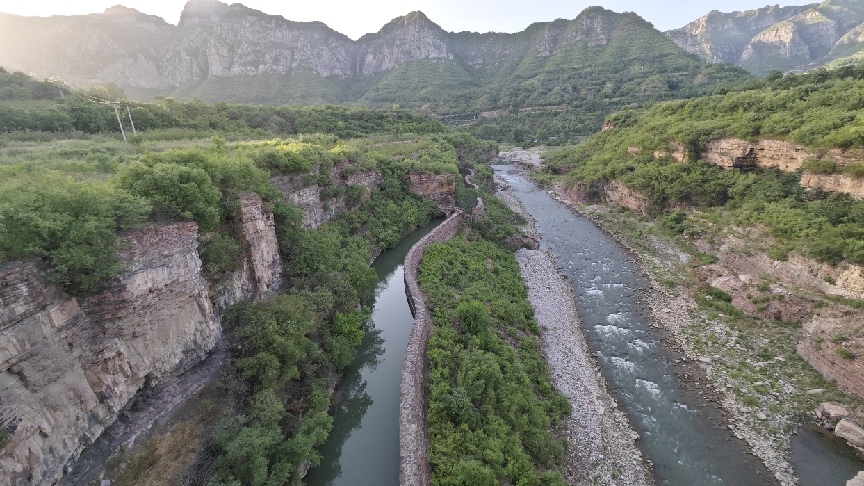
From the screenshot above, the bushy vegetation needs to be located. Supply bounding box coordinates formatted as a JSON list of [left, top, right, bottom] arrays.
[[205, 132, 466, 485], [0, 169, 151, 294], [0, 99, 457, 294], [418, 231, 570, 484], [0, 69, 446, 140], [0, 123, 462, 484], [543, 66, 864, 266]]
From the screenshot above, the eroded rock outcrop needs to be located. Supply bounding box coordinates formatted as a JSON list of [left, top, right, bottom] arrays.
[[0, 191, 290, 485], [704, 138, 864, 199], [0, 223, 219, 486], [554, 180, 651, 215], [271, 168, 382, 229], [408, 172, 456, 211], [216, 193, 283, 308]]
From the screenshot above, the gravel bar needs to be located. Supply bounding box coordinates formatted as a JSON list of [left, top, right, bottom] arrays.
[[516, 249, 652, 486]]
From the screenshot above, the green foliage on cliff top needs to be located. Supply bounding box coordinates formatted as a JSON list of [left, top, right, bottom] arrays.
[[542, 66, 864, 266], [0, 120, 459, 294], [208, 132, 463, 485]]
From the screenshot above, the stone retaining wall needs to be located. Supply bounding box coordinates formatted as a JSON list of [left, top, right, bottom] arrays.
[[400, 209, 465, 486]]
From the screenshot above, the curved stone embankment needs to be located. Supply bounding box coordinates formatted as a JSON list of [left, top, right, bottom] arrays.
[[399, 209, 465, 486], [516, 249, 651, 486]]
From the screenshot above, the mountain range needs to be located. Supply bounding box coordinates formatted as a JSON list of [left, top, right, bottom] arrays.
[[667, 0, 864, 74], [2, 0, 863, 141], [0, 1, 745, 110]]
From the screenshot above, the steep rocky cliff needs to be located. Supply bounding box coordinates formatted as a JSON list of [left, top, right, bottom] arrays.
[[0, 192, 285, 486], [271, 167, 382, 229], [667, 0, 864, 74], [0, 223, 219, 486], [704, 138, 864, 198], [667, 4, 814, 65], [215, 193, 283, 308]]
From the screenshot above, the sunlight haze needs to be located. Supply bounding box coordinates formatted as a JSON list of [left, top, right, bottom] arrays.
[[3, 0, 805, 39]]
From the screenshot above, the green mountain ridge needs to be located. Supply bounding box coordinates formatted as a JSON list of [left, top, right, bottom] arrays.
[[0, 1, 750, 143]]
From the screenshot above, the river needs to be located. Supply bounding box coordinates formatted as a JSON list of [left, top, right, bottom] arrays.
[[494, 163, 864, 485], [305, 219, 441, 486]]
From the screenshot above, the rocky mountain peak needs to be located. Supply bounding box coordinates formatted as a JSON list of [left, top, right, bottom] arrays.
[[99, 5, 170, 26], [178, 0, 230, 26], [374, 10, 444, 36], [667, 1, 864, 74]]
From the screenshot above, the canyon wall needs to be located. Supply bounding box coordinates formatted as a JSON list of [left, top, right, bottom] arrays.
[[271, 169, 382, 229], [0, 223, 218, 486], [704, 138, 864, 199], [215, 193, 283, 308], [554, 180, 651, 215], [0, 194, 281, 486], [409, 172, 457, 212], [0, 164, 457, 483]]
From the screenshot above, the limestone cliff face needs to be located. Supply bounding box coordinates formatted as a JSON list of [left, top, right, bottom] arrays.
[[704, 138, 864, 199], [667, 1, 864, 74], [272, 168, 383, 229], [741, 10, 838, 66], [666, 5, 813, 64], [356, 12, 451, 76], [408, 172, 457, 211], [0, 223, 219, 486], [0, 192, 287, 486], [215, 193, 283, 308]]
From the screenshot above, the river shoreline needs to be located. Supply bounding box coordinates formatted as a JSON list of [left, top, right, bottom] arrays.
[[516, 248, 652, 485], [540, 189, 803, 484], [495, 162, 797, 484]]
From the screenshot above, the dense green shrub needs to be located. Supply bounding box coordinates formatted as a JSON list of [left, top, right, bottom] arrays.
[[545, 68, 864, 267], [199, 234, 244, 282], [419, 237, 570, 485], [844, 163, 864, 179], [118, 161, 222, 231], [802, 159, 836, 175], [0, 172, 150, 294]]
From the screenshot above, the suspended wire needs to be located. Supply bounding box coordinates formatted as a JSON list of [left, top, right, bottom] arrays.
[[20, 72, 138, 140]]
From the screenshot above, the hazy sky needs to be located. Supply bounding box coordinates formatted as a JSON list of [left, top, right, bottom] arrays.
[[2, 0, 807, 39]]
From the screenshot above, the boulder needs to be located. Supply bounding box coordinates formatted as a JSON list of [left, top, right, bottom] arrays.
[[818, 402, 850, 422], [847, 471, 864, 486], [835, 420, 864, 449]]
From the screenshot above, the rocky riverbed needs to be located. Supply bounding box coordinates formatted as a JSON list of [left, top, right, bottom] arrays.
[[516, 249, 651, 486], [545, 195, 800, 485]]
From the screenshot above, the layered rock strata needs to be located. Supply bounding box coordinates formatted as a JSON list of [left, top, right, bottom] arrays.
[[0, 223, 219, 486], [0, 193, 283, 486], [216, 193, 283, 307], [271, 169, 382, 229], [704, 138, 864, 199]]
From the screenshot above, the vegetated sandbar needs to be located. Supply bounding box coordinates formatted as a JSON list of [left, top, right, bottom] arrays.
[[516, 248, 651, 486]]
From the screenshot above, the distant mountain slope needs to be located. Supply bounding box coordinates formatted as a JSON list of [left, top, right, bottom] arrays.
[[667, 0, 864, 74], [0, 0, 750, 142]]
